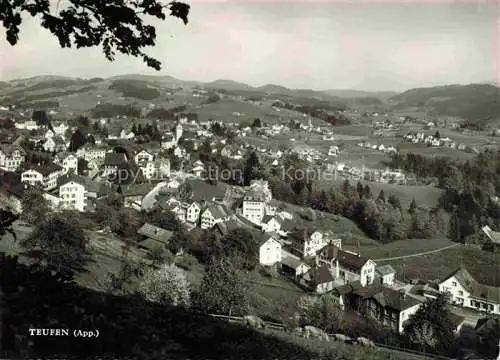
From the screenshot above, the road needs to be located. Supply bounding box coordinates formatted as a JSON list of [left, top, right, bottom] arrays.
[[374, 244, 461, 262]]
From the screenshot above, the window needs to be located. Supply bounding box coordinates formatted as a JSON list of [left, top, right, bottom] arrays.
[[458, 291, 463, 296], [452, 281, 457, 287]]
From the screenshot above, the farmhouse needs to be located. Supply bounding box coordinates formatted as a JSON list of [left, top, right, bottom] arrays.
[[137, 223, 173, 251], [481, 225, 500, 252], [439, 267, 500, 315], [201, 204, 231, 229], [259, 235, 282, 266], [58, 179, 87, 212], [0, 146, 25, 172], [21, 163, 62, 191]]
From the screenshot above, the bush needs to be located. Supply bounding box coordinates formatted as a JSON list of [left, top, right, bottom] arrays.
[[175, 253, 199, 271], [259, 265, 278, 279]]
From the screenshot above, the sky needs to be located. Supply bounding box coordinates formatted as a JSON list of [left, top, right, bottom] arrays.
[[0, 0, 499, 91]]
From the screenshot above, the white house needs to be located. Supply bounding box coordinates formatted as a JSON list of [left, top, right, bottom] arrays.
[[21, 163, 62, 191], [259, 235, 282, 266], [261, 215, 283, 233], [43, 136, 67, 152], [55, 153, 78, 175], [161, 133, 176, 150], [376, 264, 396, 286], [302, 230, 329, 258], [249, 179, 272, 203], [186, 202, 201, 224], [135, 150, 154, 166], [59, 180, 87, 212], [15, 120, 39, 130], [242, 191, 266, 224], [201, 204, 231, 229], [439, 267, 500, 315], [316, 245, 376, 287], [0, 146, 25, 172]]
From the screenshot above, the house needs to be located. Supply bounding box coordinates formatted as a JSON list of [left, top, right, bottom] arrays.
[[481, 225, 500, 252], [21, 163, 63, 190], [310, 265, 335, 294], [137, 222, 173, 251], [301, 230, 330, 258], [316, 245, 376, 287], [249, 179, 272, 202], [474, 317, 500, 350], [366, 288, 423, 333], [54, 153, 78, 175], [261, 215, 283, 233], [376, 264, 396, 286], [259, 235, 282, 266], [161, 134, 176, 150], [120, 183, 156, 210], [134, 150, 154, 166], [15, 120, 39, 131], [201, 204, 231, 229], [43, 136, 67, 152], [53, 122, 69, 135], [78, 145, 107, 163], [280, 252, 311, 278], [242, 191, 267, 224], [102, 152, 127, 178], [0, 146, 25, 172], [439, 267, 500, 315], [186, 202, 201, 224], [59, 179, 87, 212]]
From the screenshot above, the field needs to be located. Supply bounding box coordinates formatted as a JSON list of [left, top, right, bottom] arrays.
[[378, 246, 499, 286], [315, 177, 443, 209], [344, 238, 456, 259]]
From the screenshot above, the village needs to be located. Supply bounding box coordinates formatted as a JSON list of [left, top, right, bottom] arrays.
[[0, 107, 498, 351]]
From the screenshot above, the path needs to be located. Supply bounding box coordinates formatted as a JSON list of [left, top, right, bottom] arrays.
[[374, 243, 461, 262]]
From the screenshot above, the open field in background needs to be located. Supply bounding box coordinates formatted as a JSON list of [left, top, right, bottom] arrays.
[[383, 246, 500, 286], [343, 238, 456, 259], [315, 178, 443, 209]]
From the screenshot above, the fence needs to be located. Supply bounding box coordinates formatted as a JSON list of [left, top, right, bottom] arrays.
[[207, 313, 455, 360]]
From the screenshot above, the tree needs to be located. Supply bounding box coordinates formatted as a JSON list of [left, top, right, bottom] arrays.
[[21, 212, 88, 278], [20, 186, 50, 224], [388, 195, 402, 210], [243, 151, 260, 186], [147, 245, 168, 266], [251, 118, 262, 128], [434, 130, 441, 139], [194, 258, 248, 317], [409, 198, 417, 214], [403, 293, 456, 354], [298, 295, 342, 332], [356, 181, 364, 199], [377, 190, 386, 203], [68, 129, 87, 152], [363, 184, 372, 199], [32, 110, 53, 132], [3, 1, 190, 70], [138, 263, 191, 307], [221, 229, 258, 270]]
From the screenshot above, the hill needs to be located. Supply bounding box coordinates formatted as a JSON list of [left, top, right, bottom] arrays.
[[389, 84, 500, 128], [324, 89, 397, 100]]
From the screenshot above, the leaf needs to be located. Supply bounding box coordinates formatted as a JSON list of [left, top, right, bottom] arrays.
[[169, 2, 190, 25]]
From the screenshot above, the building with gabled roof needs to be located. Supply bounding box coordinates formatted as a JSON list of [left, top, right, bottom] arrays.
[[438, 267, 500, 315], [21, 162, 63, 190]]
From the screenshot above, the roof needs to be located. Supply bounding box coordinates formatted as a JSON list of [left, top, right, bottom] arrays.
[[372, 288, 422, 312], [244, 190, 266, 202], [441, 267, 500, 304], [204, 203, 230, 220], [214, 219, 240, 236], [137, 223, 173, 243], [313, 266, 334, 284], [337, 250, 371, 272], [186, 179, 226, 202], [280, 256, 306, 270], [475, 317, 500, 334], [25, 162, 63, 177], [481, 225, 500, 245], [318, 244, 339, 260], [377, 264, 396, 276], [448, 313, 465, 329], [121, 183, 155, 197], [103, 152, 127, 166]]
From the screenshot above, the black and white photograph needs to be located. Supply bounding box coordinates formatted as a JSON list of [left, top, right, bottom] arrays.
[[0, 0, 499, 359]]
